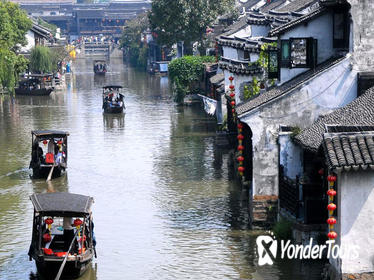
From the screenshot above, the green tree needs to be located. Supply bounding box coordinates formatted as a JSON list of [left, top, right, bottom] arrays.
[[168, 55, 216, 103], [0, 1, 32, 92], [50, 46, 68, 72], [149, 0, 236, 54], [120, 13, 149, 69], [29, 46, 52, 73]]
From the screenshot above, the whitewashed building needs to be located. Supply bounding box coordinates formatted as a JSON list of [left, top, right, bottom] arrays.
[[21, 22, 52, 53], [232, 0, 356, 226]]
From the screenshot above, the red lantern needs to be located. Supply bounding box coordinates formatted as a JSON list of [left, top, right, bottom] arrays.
[[45, 218, 53, 225], [237, 134, 244, 140], [74, 219, 83, 227], [229, 76, 234, 81], [237, 156, 244, 162], [327, 203, 336, 211], [43, 140, 48, 145], [237, 145, 244, 151], [230, 93, 235, 98], [327, 217, 337, 225], [327, 189, 337, 196], [327, 175, 337, 182], [229, 85, 235, 90], [57, 140, 63, 145], [231, 101, 236, 106], [238, 166, 245, 172], [43, 233, 51, 243], [327, 231, 338, 239], [318, 168, 324, 176], [237, 123, 243, 129], [232, 109, 235, 113]]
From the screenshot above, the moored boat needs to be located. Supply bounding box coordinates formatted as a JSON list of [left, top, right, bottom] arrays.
[[28, 192, 96, 279], [15, 74, 54, 96]]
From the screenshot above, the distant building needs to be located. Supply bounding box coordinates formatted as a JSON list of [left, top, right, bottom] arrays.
[[11, 0, 75, 3], [14, 1, 151, 38], [21, 21, 52, 53]]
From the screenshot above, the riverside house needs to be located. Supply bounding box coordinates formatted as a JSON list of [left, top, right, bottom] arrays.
[[219, 0, 357, 227]]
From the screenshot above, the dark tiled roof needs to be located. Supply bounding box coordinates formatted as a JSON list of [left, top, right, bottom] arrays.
[[260, 0, 287, 12], [246, 10, 302, 27], [269, 6, 326, 36], [295, 87, 374, 152], [217, 83, 225, 94], [217, 36, 276, 52], [30, 20, 52, 38], [276, 0, 319, 12], [323, 129, 374, 172], [242, 0, 262, 11], [210, 73, 224, 85], [320, 0, 350, 7], [247, 12, 268, 25], [219, 57, 263, 75], [220, 16, 248, 37], [236, 56, 345, 116]]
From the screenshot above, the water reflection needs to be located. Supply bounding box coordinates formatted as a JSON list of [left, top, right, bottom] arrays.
[[103, 113, 125, 130]]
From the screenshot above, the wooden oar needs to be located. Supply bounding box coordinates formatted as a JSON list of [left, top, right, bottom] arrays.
[[54, 230, 78, 280], [46, 164, 55, 182]]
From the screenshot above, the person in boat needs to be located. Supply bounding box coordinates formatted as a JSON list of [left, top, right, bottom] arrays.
[[63, 217, 76, 252], [54, 145, 63, 165], [30, 142, 45, 168]]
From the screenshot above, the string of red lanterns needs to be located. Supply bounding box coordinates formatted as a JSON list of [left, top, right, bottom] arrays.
[[229, 76, 245, 179], [327, 174, 337, 240], [229, 76, 236, 121], [237, 123, 245, 178]]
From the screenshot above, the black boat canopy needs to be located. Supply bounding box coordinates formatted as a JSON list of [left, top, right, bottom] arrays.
[[103, 85, 122, 89], [30, 192, 94, 217], [32, 130, 69, 138]]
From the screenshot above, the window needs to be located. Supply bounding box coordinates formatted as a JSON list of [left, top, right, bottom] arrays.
[[333, 12, 349, 49], [287, 38, 317, 69], [280, 40, 290, 67], [268, 49, 279, 79], [290, 38, 308, 67], [244, 50, 250, 60]]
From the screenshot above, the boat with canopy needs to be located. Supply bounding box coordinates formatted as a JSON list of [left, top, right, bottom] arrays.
[[29, 130, 69, 179], [102, 85, 125, 114], [16, 74, 54, 96], [28, 192, 96, 279]]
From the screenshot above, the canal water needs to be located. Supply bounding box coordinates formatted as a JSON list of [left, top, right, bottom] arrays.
[[0, 58, 325, 279]]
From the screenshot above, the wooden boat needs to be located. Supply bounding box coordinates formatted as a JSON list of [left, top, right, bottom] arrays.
[[15, 74, 54, 96], [102, 85, 125, 114], [29, 192, 96, 279], [29, 130, 69, 179], [93, 60, 107, 75]]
